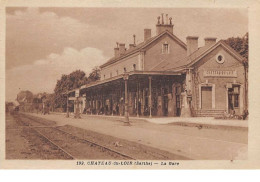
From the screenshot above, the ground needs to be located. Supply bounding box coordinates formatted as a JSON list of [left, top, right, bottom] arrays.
[[6, 113, 188, 160], [6, 112, 248, 160]]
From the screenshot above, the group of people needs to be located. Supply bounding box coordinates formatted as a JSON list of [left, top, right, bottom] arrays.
[[84, 104, 121, 115]]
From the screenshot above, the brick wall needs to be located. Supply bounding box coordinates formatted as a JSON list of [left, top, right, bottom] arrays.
[[192, 45, 245, 114], [144, 34, 186, 71]]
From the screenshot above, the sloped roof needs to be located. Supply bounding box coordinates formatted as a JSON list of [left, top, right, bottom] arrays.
[[68, 38, 246, 93], [185, 40, 245, 67], [153, 44, 213, 71], [152, 40, 246, 72], [100, 30, 187, 68]]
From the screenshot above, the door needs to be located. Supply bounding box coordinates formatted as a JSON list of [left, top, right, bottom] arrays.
[[201, 86, 212, 109], [228, 85, 240, 114]]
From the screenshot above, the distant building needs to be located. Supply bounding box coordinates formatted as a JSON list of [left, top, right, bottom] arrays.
[[68, 14, 248, 118]]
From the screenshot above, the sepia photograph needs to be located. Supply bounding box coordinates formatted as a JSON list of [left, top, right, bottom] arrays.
[[1, 0, 260, 170]]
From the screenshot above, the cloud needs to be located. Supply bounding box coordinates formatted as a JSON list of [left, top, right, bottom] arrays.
[[6, 8, 92, 69], [6, 47, 107, 102]]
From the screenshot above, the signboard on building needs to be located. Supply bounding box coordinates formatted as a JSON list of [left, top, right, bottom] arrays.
[[75, 89, 80, 97], [203, 70, 237, 77], [69, 97, 77, 101]]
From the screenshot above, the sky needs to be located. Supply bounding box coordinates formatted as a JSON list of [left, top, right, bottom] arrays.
[[5, 7, 248, 102]]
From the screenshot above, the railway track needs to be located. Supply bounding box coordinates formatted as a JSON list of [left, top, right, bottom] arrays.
[[31, 126, 75, 159], [53, 127, 135, 160], [14, 115, 75, 159], [17, 114, 135, 160]]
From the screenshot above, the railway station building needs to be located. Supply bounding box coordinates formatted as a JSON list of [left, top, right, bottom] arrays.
[[68, 14, 248, 118]]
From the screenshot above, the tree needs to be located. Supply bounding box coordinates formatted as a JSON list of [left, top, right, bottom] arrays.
[[53, 68, 101, 111], [17, 90, 34, 104], [224, 32, 248, 61], [88, 67, 101, 82], [16, 90, 34, 112], [53, 70, 88, 110], [225, 33, 249, 112], [46, 93, 55, 111]]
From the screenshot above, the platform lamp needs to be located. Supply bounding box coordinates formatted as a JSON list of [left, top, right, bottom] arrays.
[[123, 74, 130, 125], [74, 89, 81, 119]]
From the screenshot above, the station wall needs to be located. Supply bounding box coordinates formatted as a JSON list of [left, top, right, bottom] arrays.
[[192, 45, 246, 114]]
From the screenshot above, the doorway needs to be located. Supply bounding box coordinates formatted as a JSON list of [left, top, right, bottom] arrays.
[[228, 85, 240, 114], [201, 86, 212, 109]]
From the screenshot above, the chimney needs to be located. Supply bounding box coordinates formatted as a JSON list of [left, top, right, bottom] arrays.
[[114, 47, 119, 57], [161, 13, 164, 24], [204, 37, 217, 47], [144, 29, 151, 42], [186, 36, 199, 56], [156, 14, 174, 35], [166, 14, 168, 24], [119, 43, 126, 55], [114, 42, 120, 57]]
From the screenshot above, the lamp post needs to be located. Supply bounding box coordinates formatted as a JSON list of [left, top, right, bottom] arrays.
[[123, 74, 130, 125], [149, 76, 152, 118], [74, 97, 81, 119], [74, 89, 81, 119]]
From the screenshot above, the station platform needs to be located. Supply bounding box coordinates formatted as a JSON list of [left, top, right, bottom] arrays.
[[22, 112, 248, 160], [51, 112, 248, 128]]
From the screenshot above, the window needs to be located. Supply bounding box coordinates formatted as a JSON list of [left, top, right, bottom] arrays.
[[116, 70, 119, 76], [233, 86, 240, 107], [215, 53, 225, 64], [133, 64, 136, 71], [217, 55, 223, 61], [124, 67, 127, 72], [234, 94, 239, 107], [103, 74, 106, 79], [228, 85, 240, 109], [162, 42, 169, 54], [110, 72, 112, 78]]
